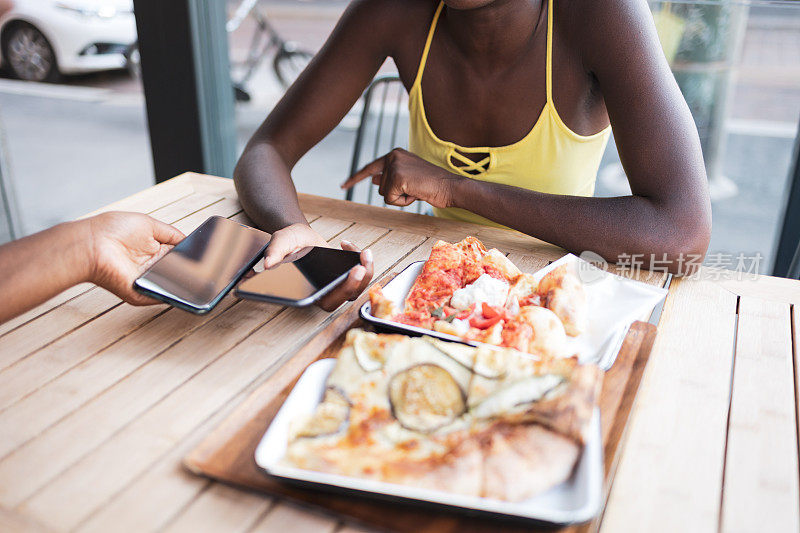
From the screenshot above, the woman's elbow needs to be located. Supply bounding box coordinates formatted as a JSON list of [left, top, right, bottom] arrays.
[[662, 206, 712, 274]]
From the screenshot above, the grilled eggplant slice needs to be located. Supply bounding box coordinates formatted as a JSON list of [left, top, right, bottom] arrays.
[[388, 364, 466, 433], [295, 387, 351, 439]]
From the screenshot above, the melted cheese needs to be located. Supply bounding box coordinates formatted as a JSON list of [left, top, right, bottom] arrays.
[[450, 274, 509, 310]]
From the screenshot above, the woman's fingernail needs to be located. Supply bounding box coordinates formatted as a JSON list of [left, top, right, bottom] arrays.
[[364, 249, 373, 263], [353, 266, 365, 281], [341, 240, 352, 247]]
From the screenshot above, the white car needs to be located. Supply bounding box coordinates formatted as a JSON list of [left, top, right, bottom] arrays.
[[0, 0, 136, 82]]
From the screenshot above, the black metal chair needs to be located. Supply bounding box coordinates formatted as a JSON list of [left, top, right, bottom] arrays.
[[344, 75, 426, 214]]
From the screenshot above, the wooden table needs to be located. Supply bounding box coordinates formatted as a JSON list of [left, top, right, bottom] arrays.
[[1, 173, 798, 533]]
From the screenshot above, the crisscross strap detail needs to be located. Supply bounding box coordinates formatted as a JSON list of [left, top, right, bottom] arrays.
[[448, 149, 491, 175]]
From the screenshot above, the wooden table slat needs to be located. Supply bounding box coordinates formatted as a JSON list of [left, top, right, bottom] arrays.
[[0, 282, 94, 338], [505, 252, 551, 274], [0, 289, 123, 371], [246, 501, 339, 533], [81, 173, 198, 219], [74, 382, 263, 533], [148, 194, 228, 225], [599, 278, 738, 532], [720, 297, 799, 532], [0, 505, 51, 533], [161, 483, 272, 533]]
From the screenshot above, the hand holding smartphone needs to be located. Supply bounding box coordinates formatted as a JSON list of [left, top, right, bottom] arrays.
[[133, 216, 270, 314], [234, 246, 362, 307], [133, 216, 366, 314]]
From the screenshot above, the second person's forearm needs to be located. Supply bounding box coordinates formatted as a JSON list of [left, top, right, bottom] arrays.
[[233, 142, 309, 233], [0, 221, 92, 323]]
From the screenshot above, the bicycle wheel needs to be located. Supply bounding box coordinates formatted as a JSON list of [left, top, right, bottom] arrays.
[[273, 46, 312, 90]]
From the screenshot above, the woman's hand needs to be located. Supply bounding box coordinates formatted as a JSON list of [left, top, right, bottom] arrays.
[[86, 212, 185, 306], [263, 223, 374, 312], [263, 223, 330, 268], [342, 148, 460, 208]]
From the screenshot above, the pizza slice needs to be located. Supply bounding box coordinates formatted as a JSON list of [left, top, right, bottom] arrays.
[[369, 237, 587, 358], [284, 330, 602, 502]]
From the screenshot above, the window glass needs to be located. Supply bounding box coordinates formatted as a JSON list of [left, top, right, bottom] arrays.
[[0, 2, 149, 238]]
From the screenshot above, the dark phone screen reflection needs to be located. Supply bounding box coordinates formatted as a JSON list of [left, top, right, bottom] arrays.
[[138, 216, 270, 307], [238, 247, 362, 301]]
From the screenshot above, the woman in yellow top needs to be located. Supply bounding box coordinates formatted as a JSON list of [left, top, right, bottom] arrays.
[[235, 0, 711, 310]]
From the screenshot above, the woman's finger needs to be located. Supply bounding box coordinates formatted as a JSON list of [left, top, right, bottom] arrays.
[[338, 242, 373, 299], [341, 155, 386, 189], [317, 264, 368, 311], [384, 188, 416, 207], [340, 239, 360, 252], [121, 287, 162, 306], [355, 248, 374, 294], [263, 232, 295, 268]]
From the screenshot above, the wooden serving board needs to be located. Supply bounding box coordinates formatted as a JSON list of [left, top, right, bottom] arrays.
[[184, 279, 657, 533]]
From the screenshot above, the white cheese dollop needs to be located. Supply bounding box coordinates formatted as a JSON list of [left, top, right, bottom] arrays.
[[450, 274, 509, 311], [450, 318, 471, 336]]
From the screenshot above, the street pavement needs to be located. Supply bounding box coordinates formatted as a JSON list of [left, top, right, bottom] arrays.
[[0, 1, 797, 275]]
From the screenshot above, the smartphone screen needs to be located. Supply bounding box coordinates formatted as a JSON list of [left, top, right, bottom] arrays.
[[235, 246, 362, 306], [134, 216, 270, 313]]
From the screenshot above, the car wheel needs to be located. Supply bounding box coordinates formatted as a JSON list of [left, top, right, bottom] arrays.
[[3, 22, 59, 82]]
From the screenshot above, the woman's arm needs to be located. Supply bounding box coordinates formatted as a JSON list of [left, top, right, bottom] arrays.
[[345, 0, 711, 273], [234, 0, 417, 308], [233, 0, 403, 233], [0, 212, 185, 324]]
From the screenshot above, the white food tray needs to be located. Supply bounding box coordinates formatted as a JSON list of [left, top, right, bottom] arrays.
[[255, 358, 604, 525], [361, 253, 667, 369]]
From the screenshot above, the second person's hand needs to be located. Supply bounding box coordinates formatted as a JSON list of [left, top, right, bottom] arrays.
[[263, 223, 374, 311]]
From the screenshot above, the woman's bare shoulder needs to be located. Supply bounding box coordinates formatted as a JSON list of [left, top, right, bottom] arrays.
[[555, 0, 663, 70]]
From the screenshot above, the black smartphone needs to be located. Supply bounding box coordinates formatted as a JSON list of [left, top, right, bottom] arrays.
[[133, 216, 270, 314], [234, 246, 362, 307]]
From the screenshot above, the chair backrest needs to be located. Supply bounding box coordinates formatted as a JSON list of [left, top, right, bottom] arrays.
[[345, 75, 426, 214]]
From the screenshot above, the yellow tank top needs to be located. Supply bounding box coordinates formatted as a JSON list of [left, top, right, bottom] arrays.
[[408, 0, 611, 228]]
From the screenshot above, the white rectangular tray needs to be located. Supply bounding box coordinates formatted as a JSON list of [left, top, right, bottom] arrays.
[[255, 358, 604, 525], [361, 254, 667, 369]]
